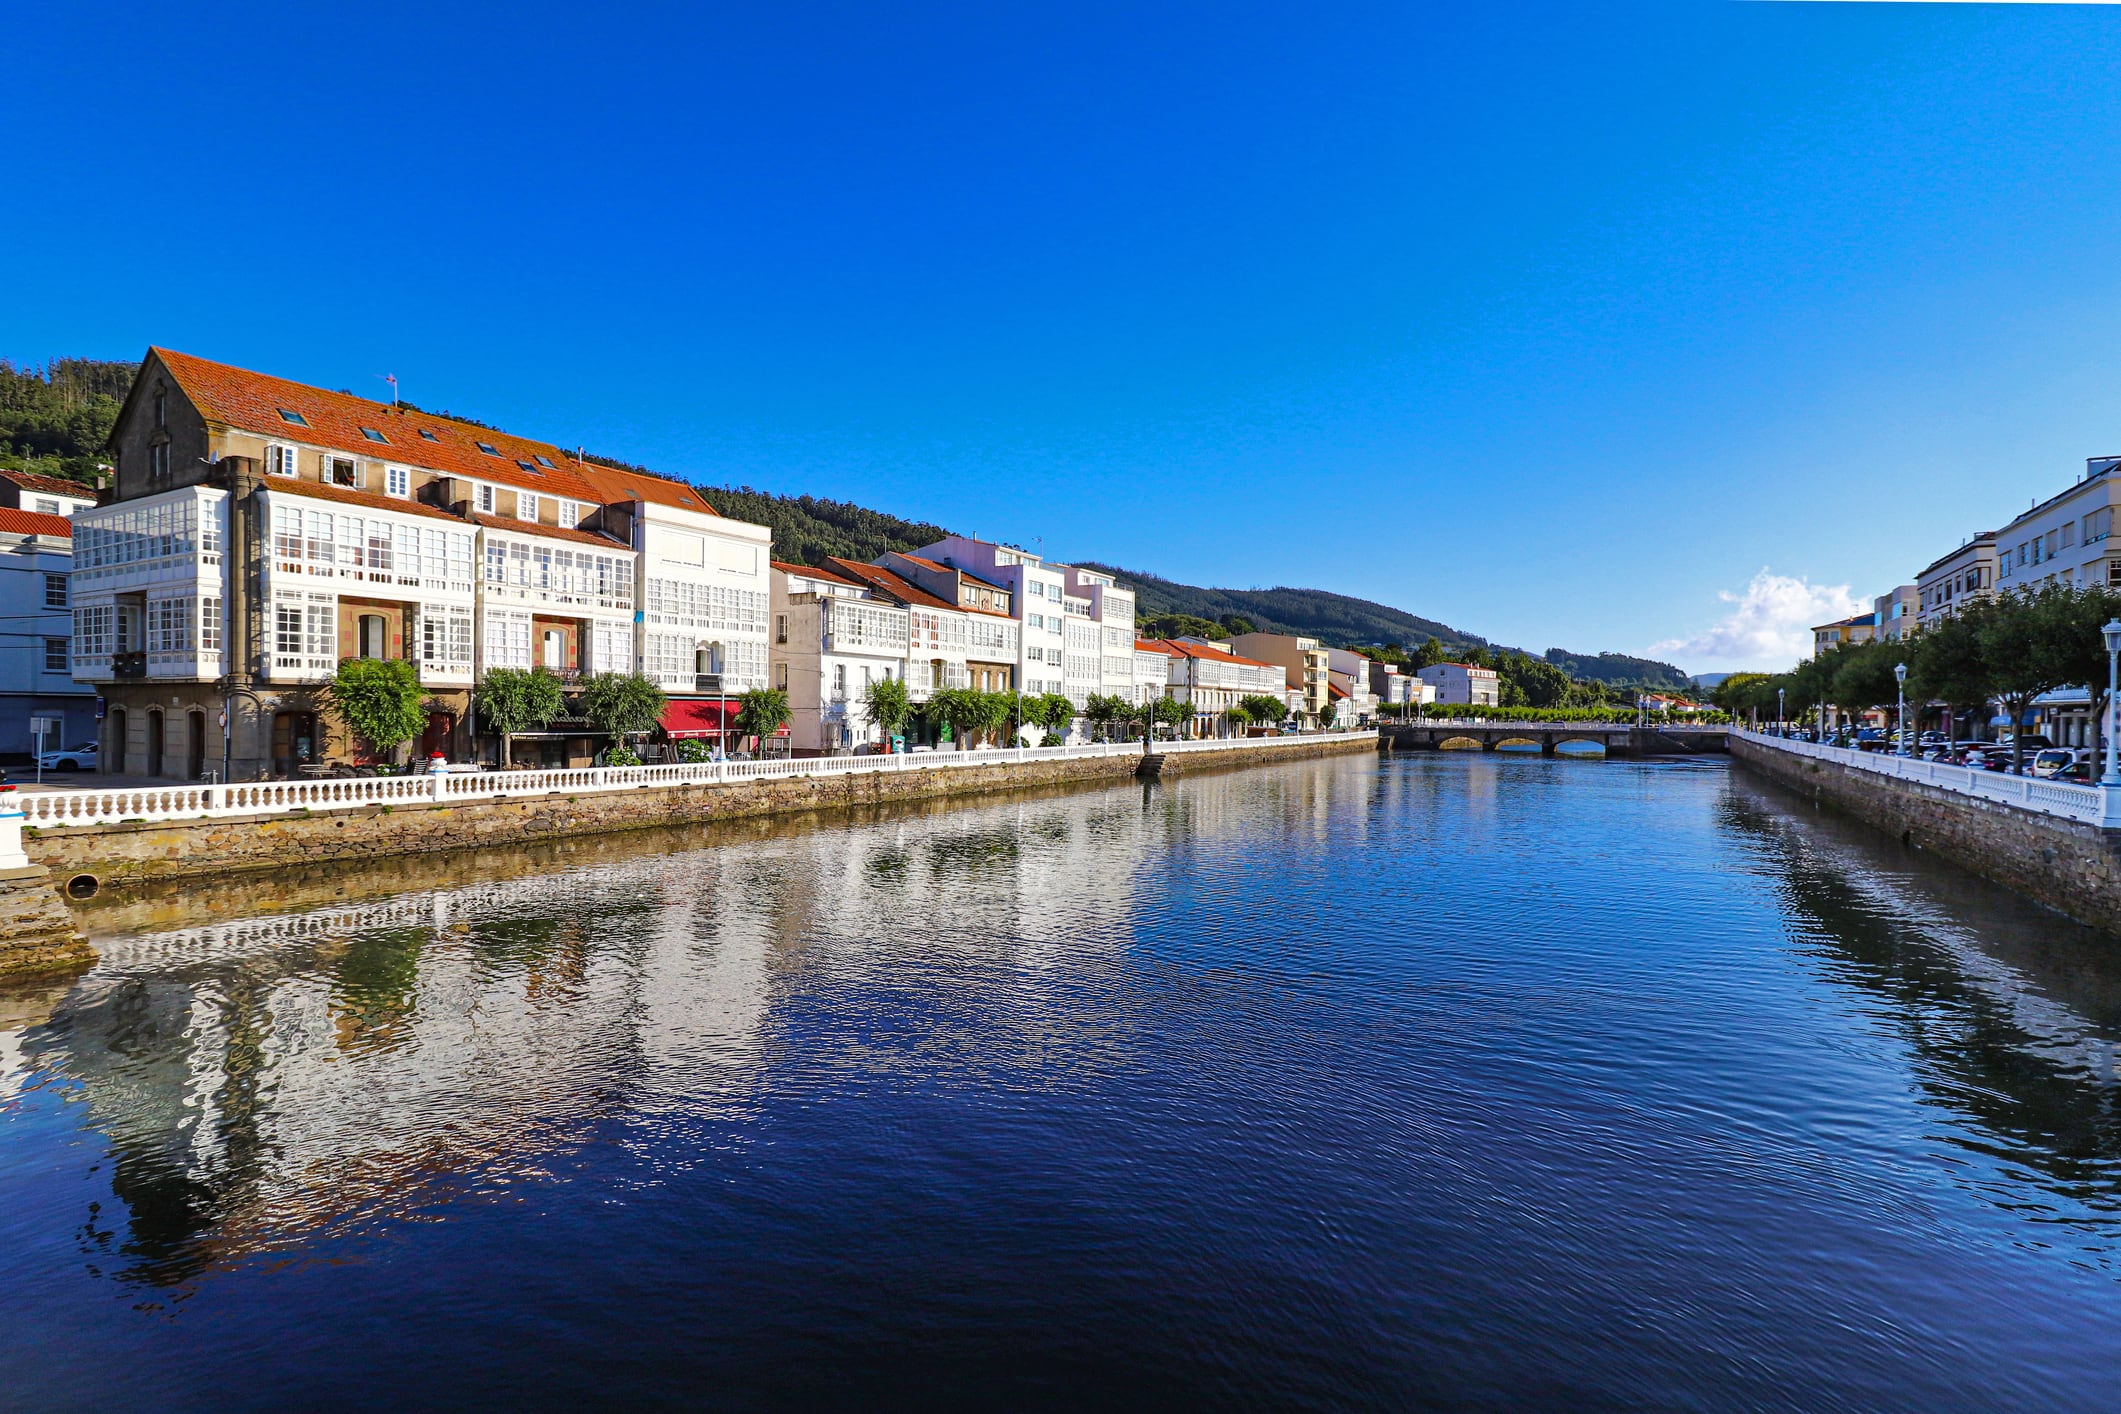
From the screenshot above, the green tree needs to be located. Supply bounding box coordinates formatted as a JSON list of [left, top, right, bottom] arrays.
[[1224, 704, 1253, 737], [1828, 641, 1904, 727], [474, 667, 566, 767], [2032, 583, 2121, 777], [1149, 696, 1189, 739], [1239, 693, 1289, 726], [323, 658, 427, 764], [735, 688, 792, 750], [861, 673, 912, 744], [1319, 701, 1340, 729], [578, 672, 668, 750], [1978, 591, 2069, 774], [1033, 692, 1076, 741], [734, 688, 792, 753], [1083, 693, 1128, 741], [1412, 636, 1450, 670], [1219, 614, 1256, 637]]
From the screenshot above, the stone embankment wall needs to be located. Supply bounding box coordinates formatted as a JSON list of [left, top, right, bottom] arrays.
[[1730, 735, 2121, 936], [27, 735, 1378, 892]]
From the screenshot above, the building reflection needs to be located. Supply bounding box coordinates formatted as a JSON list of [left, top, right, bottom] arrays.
[[10, 756, 1384, 1290]]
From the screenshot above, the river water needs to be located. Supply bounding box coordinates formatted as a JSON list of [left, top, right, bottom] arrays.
[[2, 753, 2118, 1410]]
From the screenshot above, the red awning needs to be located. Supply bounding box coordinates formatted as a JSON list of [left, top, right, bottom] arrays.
[[661, 699, 735, 737], [660, 699, 790, 738]]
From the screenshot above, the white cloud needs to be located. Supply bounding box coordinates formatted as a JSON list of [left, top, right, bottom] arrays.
[[1650, 569, 1863, 673]]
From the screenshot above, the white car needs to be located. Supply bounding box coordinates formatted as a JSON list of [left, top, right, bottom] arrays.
[[33, 742, 98, 771]]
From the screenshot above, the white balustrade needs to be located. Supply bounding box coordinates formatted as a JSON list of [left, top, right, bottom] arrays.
[[15, 731, 1375, 828], [1735, 729, 2121, 829]]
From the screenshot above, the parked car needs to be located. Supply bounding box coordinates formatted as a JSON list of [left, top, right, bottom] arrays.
[[2031, 748, 2090, 780], [33, 742, 97, 772]]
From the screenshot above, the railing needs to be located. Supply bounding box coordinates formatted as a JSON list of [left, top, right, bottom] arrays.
[[1734, 729, 2121, 828], [112, 651, 146, 679], [19, 730, 1378, 828], [695, 673, 723, 693]]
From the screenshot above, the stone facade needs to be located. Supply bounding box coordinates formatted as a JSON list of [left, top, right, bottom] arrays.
[[0, 868, 92, 979], [1731, 735, 2121, 937], [30, 735, 1380, 890]]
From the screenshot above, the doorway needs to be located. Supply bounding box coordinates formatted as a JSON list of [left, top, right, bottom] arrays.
[[106, 708, 126, 775], [272, 711, 318, 777], [358, 614, 389, 659], [146, 711, 164, 776], [543, 629, 565, 670], [186, 710, 206, 780], [418, 709, 456, 762]]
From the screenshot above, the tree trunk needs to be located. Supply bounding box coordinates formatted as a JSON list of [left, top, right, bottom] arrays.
[[500, 731, 512, 768]]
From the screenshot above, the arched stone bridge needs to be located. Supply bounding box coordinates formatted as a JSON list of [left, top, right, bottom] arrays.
[[1380, 722, 1729, 757]]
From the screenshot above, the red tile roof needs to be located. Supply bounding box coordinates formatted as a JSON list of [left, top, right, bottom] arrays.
[[576, 462, 717, 516], [466, 512, 630, 550], [0, 469, 95, 499], [154, 347, 610, 504], [1135, 639, 1177, 655], [267, 477, 468, 523], [0, 507, 73, 538], [1147, 638, 1278, 669], [821, 557, 958, 611]]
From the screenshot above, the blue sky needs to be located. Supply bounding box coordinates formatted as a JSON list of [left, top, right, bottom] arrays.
[[10, 2, 2121, 671]]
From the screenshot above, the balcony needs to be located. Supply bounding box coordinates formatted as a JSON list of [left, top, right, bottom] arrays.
[[695, 673, 723, 693], [113, 651, 146, 680]]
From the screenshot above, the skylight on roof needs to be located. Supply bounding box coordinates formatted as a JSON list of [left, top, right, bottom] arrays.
[[534, 455, 554, 469], [516, 460, 541, 475], [475, 441, 500, 456], [360, 427, 388, 443], [278, 408, 309, 426], [418, 428, 439, 442]]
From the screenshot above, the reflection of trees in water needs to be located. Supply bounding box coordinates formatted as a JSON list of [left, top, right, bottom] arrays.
[[1718, 783, 2121, 1236]]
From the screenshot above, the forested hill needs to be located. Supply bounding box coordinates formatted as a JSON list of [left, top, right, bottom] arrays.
[[0, 358, 135, 483], [698, 485, 952, 566]]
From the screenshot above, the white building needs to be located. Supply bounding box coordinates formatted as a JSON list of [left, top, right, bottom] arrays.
[[0, 469, 98, 518], [1057, 564, 1138, 703], [1916, 532, 1998, 632], [0, 508, 94, 758], [1133, 639, 1175, 705], [1326, 648, 1379, 723], [1873, 584, 1918, 642], [1993, 456, 2121, 597], [1417, 662, 1501, 707], [908, 537, 1098, 713], [583, 466, 771, 732], [770, 562, 910, 753], [1156, 637, 1289, 737]]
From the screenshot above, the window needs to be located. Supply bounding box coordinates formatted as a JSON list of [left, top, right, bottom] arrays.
[[2064, 521, 2077, 548], [516, 460, 539, 475], [149, 443, 170, 480], [154, 388, 167, 428], [267, 444, 299, 477], [775, 661, 788, 691], [72, 604, 112, 659], [534, 455, 554, 469], [518, 492, 539, 521], [2088, 508, 2114, 544], [34, 498, 60, 514], [418, 427, 439, 442], [477, 484, 496, 514], [385, 465, 410, 498], [278, 408, 309, 426], [834, 663, 847, 695], [44, 573, 66, 608], [775, 613, 787, 644], [43, 638, 67, 672], [360, 427, 389, 443], [201, 597, 222, 652], [475, 441, 500, 456], [327, 457, 359, 488]]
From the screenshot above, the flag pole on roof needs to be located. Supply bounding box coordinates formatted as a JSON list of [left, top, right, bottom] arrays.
[[379, 374, 397, 406]]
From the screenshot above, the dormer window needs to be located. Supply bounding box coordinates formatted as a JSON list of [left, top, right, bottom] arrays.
[[476, 484, 496, 514], [518, 492, 540, 522], [327, 456, 359, 488], [267, 444, 298, 477], [360, 427, 389, 443], [385, 466, 410, 498], [278, 408, 309, 426]]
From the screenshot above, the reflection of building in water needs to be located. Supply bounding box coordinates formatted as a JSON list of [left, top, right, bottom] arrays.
[[14, 755, 1384, 1287]]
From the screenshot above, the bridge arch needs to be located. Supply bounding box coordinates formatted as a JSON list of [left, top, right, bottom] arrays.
[[1437, 735, 1484, 751]]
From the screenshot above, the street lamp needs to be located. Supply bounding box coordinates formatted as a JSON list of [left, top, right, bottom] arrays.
[[2102, 620, 2121, 787], [1894, 662, 1908, 756], [1777, 688, 1785, 736]]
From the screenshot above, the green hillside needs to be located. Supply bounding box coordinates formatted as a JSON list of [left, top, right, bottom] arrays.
[[0, 358, 134, 483], [698, 484, 952, 567]]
